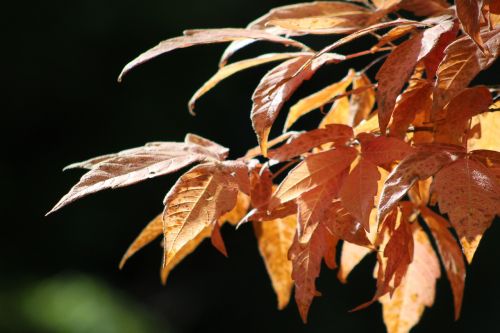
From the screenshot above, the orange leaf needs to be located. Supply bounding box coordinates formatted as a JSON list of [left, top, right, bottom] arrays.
[[432, 158, 500, 262], [119, 213, 163, 269], [188, 52, 308, 113], [251, 54, 343, 155], [163, 163, 239, 266], [380, 224, 441, 333], [434, 86, 492, 146], [340, 158, 381, 231], [378, 146, 463, 223], [118, 28, 309, 81], [338, 241, 373, 283], [289, 223, 339, 323], [270, 147, 357, 208], [48, 135, 228, 214], [456, 0, 485, 52], [284, 69, 355, 131], [360, 135, 415, 166], [268, 125, 353, 162], [433, 28, 500, 110], [421, 206, 466, 320], [319, 96, 351, 127], [254, 214, 296, 310], [349, 73, 376, 126]]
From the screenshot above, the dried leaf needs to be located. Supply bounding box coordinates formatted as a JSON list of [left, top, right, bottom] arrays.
[[340, 159, 381, 231], [421, 206, 466, 320], [469, 110, 500, 151], [271, 147, 358, 208], [163, 163, 239, 266], [267, 125, 354, 162], [360, 135, 415, 166], [189, 52, 307, 113], [118, 28, 309, 81], [456, 0, 485, 51], [48, 138, 228, 214], [432, 158, 500, 262], [400, 0, 451, 17], [119, 214, 163, 269], [378, 147, 463, 222], [338, 241, 373, 283], [254, 214, 297, 310], [349, 73, 376, 126], [285, 69, 355, 130], [380, 224, 440, 333], [251, 54, 343, 155], [434, 28, 500, 110], [434, 86, 492, 146]]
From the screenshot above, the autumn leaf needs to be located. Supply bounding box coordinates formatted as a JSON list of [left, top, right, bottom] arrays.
[[267, 125, 353, 162], [378, 146, 463, 223], [48, 135, 229, 214], [163, 162, 240, 266], [433, 28, 500, 110], [254, 214, 296, 310], [340, 158, 381, 231], [389, 80, 433, 139], [376, 19, 454, 133], [289, 222, 339, 323], [118, 28, 309, 81], [380, 224, 441, 333], [456, 0, 485, 51], [270, 147, 357, 208], [432, 157, 500, 262], [338, 241, 373, 283], [400, 0, 451, 17], [251, 54, 345, 155], [434, 86, 492, 145], [421, 206, 466, 320], [468, 110, 500, 151], [284, 69, 355, 130], [188, 52, 308, 113], [349, 73, 376, 127], [360, 134, 415, 166], [119, 213, 163, 269]]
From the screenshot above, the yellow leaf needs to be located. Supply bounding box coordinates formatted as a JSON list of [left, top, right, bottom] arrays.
[[253, 215, 296, 310]]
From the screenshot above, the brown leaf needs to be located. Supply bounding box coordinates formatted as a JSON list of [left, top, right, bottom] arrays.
[[188, 52, 308, 113], [325, 201, 371, 246], [378, 146, 463, 223], [251, 54, 343, 155], [119, 213, 163, 269], [219, 191, 251, 226], [48, 137, 228, 214], [380, 224, 441, 333], [360, 135, 415, 166], [422, 21, 459, 79], [338, 241, 373, 283], [340, 159, 381, 231], [161, 226, 212, 284], [284, 69, 355, 131], [434, 28, 500, 110], [349, 73, 376, 127], [249, 164, 274, 209], [400, 0, 451, 17], [319, 96, 351, 127], [270, 147, 357, 208], [163, 163, 239, 266], [296, 177, 342, 243], [371, 25, 418, 52], [118, 28, 309, 81], [254, 214, 296, 310], [389, 81, 433, 139], [456, 0, 485, 52], [267, 125, 353, 162], [421, 206, 466, 320], [434, 86, 492, 146], [376, 19, 454, 133], [468, 110, 500, 151], [432, 158, 500, 262], [289, 223, 339, 323]]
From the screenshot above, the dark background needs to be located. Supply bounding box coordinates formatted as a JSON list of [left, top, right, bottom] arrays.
[[3, 0, 499, 332]]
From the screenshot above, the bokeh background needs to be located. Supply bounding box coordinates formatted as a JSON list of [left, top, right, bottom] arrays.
[[3, 0, 499, 332]]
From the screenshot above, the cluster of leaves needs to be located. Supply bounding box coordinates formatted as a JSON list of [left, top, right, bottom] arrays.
[[50, 1, 500, 332]]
